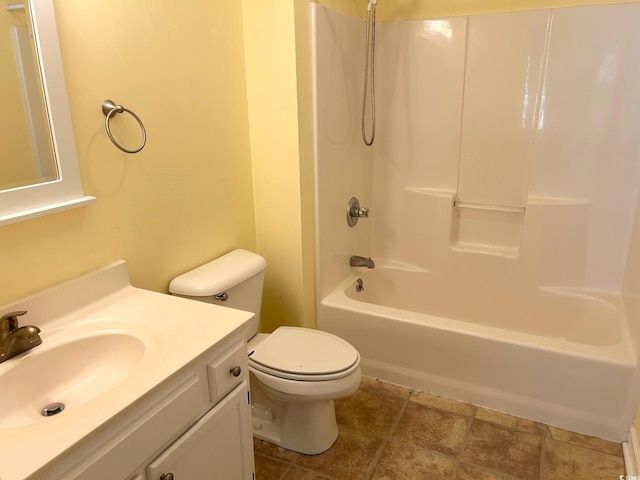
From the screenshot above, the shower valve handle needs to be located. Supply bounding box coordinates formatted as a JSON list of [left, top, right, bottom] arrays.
[[347, 197, 370, 227], [351, 206, 369, 218]]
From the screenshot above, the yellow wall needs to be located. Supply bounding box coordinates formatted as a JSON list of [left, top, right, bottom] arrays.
[[294, 0, 318, 334], [242, 0, 315, 332], [0, 0, 256, 307]]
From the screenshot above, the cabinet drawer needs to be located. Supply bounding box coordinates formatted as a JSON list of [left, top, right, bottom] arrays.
[[207, 341, 246, 404]]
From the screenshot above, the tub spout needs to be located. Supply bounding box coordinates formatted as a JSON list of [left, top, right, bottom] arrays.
[[350, 255, 375, 269]]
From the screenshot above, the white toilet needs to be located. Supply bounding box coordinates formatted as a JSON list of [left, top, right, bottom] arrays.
[[169, 249, 361, 455]]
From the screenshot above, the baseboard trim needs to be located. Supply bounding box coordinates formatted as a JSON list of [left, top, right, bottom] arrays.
[[624, 425, 640, 475]]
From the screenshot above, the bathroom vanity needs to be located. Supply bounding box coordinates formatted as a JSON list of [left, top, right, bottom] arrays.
[[0, 261, 255, 480]]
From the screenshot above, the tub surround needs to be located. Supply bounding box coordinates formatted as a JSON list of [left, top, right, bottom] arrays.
[[374, 4, 640, 279], [314, 3, 640, 295], [312, 2, 640, 442]]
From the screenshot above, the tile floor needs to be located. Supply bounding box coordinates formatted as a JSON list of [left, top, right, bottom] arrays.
[[253, 376, 626, 480]]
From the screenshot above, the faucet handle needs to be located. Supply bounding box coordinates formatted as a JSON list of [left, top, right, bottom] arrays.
[[0, 311, 27, 331]]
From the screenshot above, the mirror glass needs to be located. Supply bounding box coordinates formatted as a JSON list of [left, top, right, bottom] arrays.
[[0, 0, 94, 226], [1, 2, 57, 190]]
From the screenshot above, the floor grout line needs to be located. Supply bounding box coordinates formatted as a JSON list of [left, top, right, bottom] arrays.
[[450, 404, 478, 479], [362, 390, 412, 480], [539, 434, 547, 480], [278, 464, 291, 480]]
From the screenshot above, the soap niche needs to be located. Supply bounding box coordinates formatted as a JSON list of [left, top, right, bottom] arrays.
[[450, 203, 524, 258]]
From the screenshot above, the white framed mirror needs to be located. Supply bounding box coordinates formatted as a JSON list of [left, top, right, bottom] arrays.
[[0, 0, 95, 226]]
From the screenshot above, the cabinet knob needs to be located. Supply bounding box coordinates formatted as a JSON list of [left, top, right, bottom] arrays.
[[159, 474, 174, 480], [230, 365, 242, 377]]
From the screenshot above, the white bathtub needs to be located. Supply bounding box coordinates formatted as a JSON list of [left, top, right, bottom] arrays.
[[318, 265, 638, 441]]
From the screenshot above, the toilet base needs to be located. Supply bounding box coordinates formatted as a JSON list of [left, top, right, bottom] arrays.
[[250, 375, 339, 455]]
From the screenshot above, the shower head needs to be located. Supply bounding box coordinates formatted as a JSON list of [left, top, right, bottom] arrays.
[[367, 0, 378, 11]]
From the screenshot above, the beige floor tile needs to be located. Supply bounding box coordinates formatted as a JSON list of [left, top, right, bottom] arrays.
[[254, 378, 627, 480], [360, 376, 413, 399], [461, 419, 542, 480], [335, 388, 406, 436], [393, 402, 470, 457], [543, 437, 625, 480], [370, 439, 456, 480], [410, 391, 476, 416], [546, 425, 623, 457], [456, 462, 521, 480], [255, 453, 290, 480], [295, 425, 385, 480], [282, 467, 337, 480], [475, 407, 546, 435]]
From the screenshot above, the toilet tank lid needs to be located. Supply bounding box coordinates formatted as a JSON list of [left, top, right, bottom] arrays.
[[169, 249, 266, 296]]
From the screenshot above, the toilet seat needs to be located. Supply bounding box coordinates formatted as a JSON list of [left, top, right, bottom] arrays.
[[248, 327, 360, 381]]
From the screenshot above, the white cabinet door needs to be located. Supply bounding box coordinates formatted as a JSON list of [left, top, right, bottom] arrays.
[[146, 380, 254, 480]]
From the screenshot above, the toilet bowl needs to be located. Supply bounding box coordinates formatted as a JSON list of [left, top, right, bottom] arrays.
[[169, 249, 361, 454], [248, 328, 361, 453]]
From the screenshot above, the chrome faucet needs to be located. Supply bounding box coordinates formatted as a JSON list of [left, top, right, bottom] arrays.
[[350, 255, 375, 269], [0, 311, 42, 364]]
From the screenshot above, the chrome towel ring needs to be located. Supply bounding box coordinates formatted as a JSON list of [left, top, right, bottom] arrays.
[[101, 99, 146, 154]]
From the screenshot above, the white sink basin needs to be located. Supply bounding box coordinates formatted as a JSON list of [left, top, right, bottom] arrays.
[[0, 333, 145, 429]]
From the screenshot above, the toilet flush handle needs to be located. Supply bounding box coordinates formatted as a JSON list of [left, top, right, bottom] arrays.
[[214, 292, 228, 301]]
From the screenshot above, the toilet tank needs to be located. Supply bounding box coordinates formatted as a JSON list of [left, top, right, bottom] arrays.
[[168, 249, 267, 338]]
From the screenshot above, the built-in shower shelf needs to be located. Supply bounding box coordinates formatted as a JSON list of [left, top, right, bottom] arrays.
[[403, 187, 589, 258], [453, 201, 525, 213], [449, 196, 589, 258], [450, 241, 520, 258], [450, 202, 524, 258], [406, 186, 455, 198]]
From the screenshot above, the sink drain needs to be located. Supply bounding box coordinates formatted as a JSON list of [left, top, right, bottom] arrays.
[[42, 402, 65, 417]]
